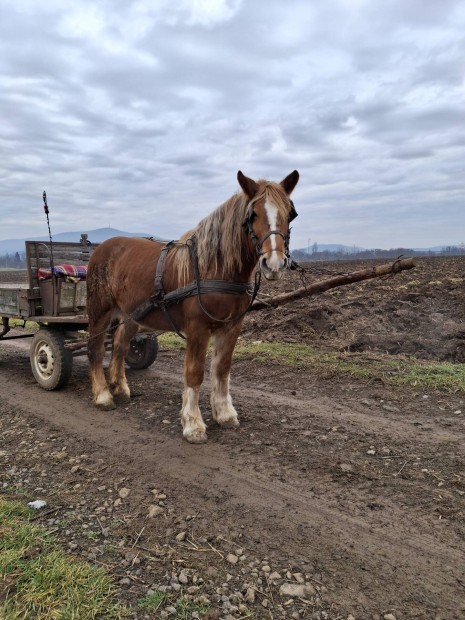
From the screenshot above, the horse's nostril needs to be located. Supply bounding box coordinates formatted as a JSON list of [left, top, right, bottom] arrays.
[[261, 254, 288, 272]]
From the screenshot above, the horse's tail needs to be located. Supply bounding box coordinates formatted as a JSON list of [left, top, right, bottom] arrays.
[[86, 248, 114, 327]]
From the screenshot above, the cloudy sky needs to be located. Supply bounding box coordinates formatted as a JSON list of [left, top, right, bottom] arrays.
[[1, 0, 464, 250]]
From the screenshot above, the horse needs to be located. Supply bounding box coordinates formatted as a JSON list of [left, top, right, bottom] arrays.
[[86, 170, 299, 443]]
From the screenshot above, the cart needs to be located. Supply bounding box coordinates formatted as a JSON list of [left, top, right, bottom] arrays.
[[0, 235, 158, 390]]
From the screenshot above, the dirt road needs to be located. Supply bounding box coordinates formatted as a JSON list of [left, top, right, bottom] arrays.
[[1, 331, 464, 619]]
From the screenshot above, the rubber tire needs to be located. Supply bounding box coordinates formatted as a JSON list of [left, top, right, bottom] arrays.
[[30, 329, 73, 390], [125, 334, 158, 370]]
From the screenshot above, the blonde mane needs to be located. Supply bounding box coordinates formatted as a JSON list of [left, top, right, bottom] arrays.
[[174, 181, 291, 282]]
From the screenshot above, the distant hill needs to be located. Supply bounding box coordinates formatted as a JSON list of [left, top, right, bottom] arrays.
[[0, 227, 162, 255]]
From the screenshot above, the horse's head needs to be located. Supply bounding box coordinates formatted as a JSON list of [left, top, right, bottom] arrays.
[[239, 170, 299, 280]]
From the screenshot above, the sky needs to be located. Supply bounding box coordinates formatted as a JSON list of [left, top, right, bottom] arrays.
[[0, 0, 464, 250]]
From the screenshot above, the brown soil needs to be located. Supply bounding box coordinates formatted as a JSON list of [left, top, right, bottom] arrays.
[[1, 256, 464, 619], [245, 256, 465, 362]]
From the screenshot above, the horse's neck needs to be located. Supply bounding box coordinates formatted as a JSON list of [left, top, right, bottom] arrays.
[[175, 228, 259, 284], [210, 249, 258, 282]]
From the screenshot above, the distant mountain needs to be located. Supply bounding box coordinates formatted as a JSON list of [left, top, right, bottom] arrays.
[[0, 227, 162, 255]]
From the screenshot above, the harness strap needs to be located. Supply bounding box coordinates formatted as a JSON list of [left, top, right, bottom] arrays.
[[154, 242, 173, 298], [153, 241, 185, 338], [130, 239, 260, 336], [186, 237, 261, 325], [255, 230, 289, 256]]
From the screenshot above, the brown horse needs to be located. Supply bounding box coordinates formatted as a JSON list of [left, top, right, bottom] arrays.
[[86, 170, 299, 443]]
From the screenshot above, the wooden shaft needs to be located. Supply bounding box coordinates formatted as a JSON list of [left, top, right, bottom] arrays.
[[248, 257, 415, 312]]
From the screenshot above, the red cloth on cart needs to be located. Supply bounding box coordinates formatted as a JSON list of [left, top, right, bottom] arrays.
[[38, 264, 88, 280]]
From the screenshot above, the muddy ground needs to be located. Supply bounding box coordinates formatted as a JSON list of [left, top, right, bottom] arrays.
[[1, 256, 464, 619]]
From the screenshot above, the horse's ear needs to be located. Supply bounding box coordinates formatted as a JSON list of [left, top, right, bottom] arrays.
[[238, 171, 259, 199], [280, 170, 299, 195]]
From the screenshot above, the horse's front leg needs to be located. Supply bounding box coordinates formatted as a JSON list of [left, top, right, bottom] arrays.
[[108, 320, 139, 403], [182, 325, 210, 444], [210, 322, 243, 429]]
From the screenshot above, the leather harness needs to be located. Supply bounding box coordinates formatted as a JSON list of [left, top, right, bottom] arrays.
[[130, 199, 297, 339], [130, 237, 259, 339]]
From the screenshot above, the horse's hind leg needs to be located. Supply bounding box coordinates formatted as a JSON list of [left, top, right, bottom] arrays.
[[181, 324, 210, 443], [88, 308, 115, 410], [210, 323, 242, 429], [109, 320, 139, 402]]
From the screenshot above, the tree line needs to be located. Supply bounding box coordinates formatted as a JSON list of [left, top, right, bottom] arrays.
[[292, 245, 465, 261], [0, 252, 26, 268]]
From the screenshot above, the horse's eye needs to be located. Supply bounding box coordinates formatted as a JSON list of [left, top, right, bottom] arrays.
[[250, 211, 257, 222]]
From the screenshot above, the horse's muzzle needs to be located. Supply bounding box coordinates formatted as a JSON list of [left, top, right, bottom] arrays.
[[259, 254, 288, 280]]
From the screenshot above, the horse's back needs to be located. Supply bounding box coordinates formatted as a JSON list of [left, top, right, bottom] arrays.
[[87, 236, 167, 316], [89, 236, 164, 276], [90, 236, 161, 262]]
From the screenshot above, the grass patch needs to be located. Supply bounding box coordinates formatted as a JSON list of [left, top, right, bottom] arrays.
[[157, 332, 186, 350], [7, 319, 39, 330], [138, 592, 210, 618], [138, 591, 170, 612], [0, 497, 127, 619], [158, 334, 464, 392], [174, 596, 211, 619], [233, 341, 465, 392]]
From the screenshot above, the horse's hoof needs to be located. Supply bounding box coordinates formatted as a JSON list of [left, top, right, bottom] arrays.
[[95, 392, 116, 410], [114, 393, 131, 404], [219, 418, 240, 429], [184, 430, 208, 444], [96, 401, 117, 411]]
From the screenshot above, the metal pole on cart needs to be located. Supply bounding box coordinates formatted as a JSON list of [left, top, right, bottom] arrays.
[[43, 191, 57, 315]]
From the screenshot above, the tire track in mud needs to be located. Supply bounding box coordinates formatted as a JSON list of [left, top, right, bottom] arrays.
[[1, 342, 465, 616]]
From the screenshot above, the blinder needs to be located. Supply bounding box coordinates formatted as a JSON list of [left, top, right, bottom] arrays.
[[289, 199, 298, 222]]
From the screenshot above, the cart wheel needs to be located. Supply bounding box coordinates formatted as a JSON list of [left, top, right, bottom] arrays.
[[125, 334, 158, 369], [30, 329, 73, 390]]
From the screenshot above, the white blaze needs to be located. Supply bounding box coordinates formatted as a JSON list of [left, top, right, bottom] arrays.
[[264, 199, 283, 271]]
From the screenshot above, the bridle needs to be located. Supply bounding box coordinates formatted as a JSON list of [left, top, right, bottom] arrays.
[[242, 198, 298, 261]]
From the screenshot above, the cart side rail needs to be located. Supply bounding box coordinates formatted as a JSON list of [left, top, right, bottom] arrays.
[[25, 238, 98, 317]]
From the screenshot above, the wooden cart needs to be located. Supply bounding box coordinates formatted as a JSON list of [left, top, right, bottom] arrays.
[[0, 236, 158, 390]]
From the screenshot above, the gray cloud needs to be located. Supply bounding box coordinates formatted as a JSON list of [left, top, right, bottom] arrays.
[[0, 0, 464, 250]]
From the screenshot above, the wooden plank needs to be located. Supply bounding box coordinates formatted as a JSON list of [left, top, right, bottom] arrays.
[[30, 253, 93, 262], [0, 283, 29, 289], [0, 288, 20, 315], [0, 288, 29, 318], [30, 256, 92, 268], [59, 282, 77, 311], [28, 314, 88, 324], [75, 281, 87, 308]]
